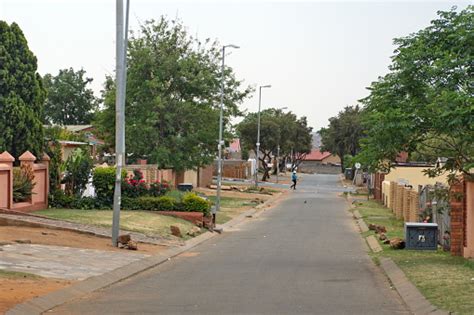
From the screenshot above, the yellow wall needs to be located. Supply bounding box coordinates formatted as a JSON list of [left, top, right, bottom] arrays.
[[384, 166, 448, 187], [322, 154, 341, 164]]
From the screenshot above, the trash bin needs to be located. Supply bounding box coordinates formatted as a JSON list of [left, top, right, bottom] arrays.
[[405, 222, 438, 250], [177, 183, 193, 192], [344, 168, 353, 180]]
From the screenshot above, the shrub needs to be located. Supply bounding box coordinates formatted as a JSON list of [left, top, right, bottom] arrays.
[[13, 164, 36, 202], [48, 189, 75, 208], [92, 167, 127, 205], [63, 148, 93, 197], [72, 196, 98, 210], [182, 193, 211, 215], [122, 196, 177, 211]]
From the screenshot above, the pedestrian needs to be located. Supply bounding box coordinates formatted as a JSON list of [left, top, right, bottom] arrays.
[[290, 170, 298, 190]]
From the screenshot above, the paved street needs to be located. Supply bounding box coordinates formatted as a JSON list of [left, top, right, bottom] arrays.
[[50, 174, 409, 314]]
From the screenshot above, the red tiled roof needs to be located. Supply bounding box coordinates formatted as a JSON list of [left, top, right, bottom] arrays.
[[304, 149, 333, 161]]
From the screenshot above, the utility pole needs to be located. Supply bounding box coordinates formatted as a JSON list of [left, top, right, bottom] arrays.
[[112, 0, 129, 247], [255, 85, 271, 187], [215, 44, 239, 227], [276, 144, 280, 183]]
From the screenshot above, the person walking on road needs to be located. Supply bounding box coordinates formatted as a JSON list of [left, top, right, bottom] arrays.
[[290, 171, 298, 190]]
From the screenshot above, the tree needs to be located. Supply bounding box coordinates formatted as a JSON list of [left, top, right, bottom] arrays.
[[359, 6, 474, 177], [43, 68, 98, 125], [95, 17, 251, 170], [319, 105, 365, 172], [237, 109, 312, 181], [0, 21, 46, 158]]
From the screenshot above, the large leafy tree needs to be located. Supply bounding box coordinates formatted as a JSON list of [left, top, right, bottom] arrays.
[[95, 18, 251, 170], [319, 105, 365, 172], [0, 21, 46, 158], [43, 68, 98, 125], [237, 109, 312, 180], [359, 6, 473, 176]]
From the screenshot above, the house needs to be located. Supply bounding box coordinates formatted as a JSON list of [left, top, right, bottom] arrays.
[[298, 149, 341, 174], [45, 125, 104, 160], [226, 139, 242, 160]]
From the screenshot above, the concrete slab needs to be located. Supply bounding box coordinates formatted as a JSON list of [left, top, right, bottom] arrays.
[[0, 244, 148, 280], [366, 235, 383, 253], [357, 218, 369, 232]]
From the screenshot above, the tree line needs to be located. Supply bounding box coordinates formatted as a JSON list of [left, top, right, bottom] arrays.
[[0, 17, 313, 172], [320, 6, 473, 178]]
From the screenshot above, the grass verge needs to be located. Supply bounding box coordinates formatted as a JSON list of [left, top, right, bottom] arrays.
[[36, 209, 196, 239], [0, 270, 41, 280], [352, 200, 474, 315]]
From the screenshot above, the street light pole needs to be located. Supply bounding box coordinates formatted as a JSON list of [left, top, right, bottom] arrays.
[[275, 107, 287, 184], [255, 85, 271, 187], [112, 0, 129, 247], [215, 44, 239, 227]]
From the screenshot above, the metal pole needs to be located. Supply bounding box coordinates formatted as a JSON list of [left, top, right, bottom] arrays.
[[215, 44, 239, 227], [112, 0, 129, 247], [120, 0, 130, 165], [255, 86, 262, 187], [255, 85, 271, 187], [276, 144, 280, 183], [215, 46, 225, 227]]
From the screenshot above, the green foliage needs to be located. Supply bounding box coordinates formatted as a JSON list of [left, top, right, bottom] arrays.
[[182, 193, 211, 215], [122, 196, 177, 211], [359, 6, 474, 175], [42, 68, 98, 125], [237, 109, 312, 179], [0, 21, 46, 158], [44, 126, 85, 142], [48, 189, 75, 208], [44, 141, 63, 193], [319, 105, 365, 172], [92, 166, 126, 204], [13, 164, 36, 202], [63, 148, 93, 197], [94, 17, 252, 171]]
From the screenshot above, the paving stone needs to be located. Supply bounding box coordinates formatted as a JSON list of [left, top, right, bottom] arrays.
[[0, 244, 149, 280]]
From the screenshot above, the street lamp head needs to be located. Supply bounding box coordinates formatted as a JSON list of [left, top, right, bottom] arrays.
[[260, 84, 272, 89], [225, 44, 240, 49]]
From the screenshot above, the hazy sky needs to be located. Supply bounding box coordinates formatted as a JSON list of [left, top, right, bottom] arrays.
[[1, 0, 470, 131]]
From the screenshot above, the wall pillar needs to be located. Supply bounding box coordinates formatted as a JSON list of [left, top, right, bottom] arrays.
[[0, 151, 15, 209]]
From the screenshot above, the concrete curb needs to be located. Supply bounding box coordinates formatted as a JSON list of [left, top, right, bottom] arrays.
[[348, 202, 448, 315], [7, 192, 287, 315], [357, 218, 369, 232], [366, 235, 383, 253], [379, 258, 448, 315]]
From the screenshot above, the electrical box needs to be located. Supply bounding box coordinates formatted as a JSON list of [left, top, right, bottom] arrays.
[[405, 222, 438, 250], [177, 183, 193, 192]]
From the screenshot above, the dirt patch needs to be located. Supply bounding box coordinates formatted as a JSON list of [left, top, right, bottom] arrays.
[[0, 277, 73, 314], [0, 226, 166, 254]]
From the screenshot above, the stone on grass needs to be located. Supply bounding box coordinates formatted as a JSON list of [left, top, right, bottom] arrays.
[[379, 233, 387, 241], [118, 234, 131, 245], [126, 240, 138, 250], [186, 226, 201, 237], [390, 238, 405, 250], [170, 225, 182, 238]]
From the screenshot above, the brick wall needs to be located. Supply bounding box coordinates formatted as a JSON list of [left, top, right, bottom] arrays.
[[450, 179, 465, 256], [374, 173, 385, 201]]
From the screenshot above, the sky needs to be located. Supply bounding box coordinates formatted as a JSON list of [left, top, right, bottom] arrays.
[[1, 0, 470, 131]]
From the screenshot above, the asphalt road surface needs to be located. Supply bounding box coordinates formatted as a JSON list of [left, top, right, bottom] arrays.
[[50, 174, 409, 315]]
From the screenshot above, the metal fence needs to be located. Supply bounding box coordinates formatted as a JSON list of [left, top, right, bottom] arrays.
[[419, 183, 451, 250]]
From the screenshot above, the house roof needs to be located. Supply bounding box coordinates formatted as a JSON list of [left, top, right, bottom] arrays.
[[304, 149, 333, 161]]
